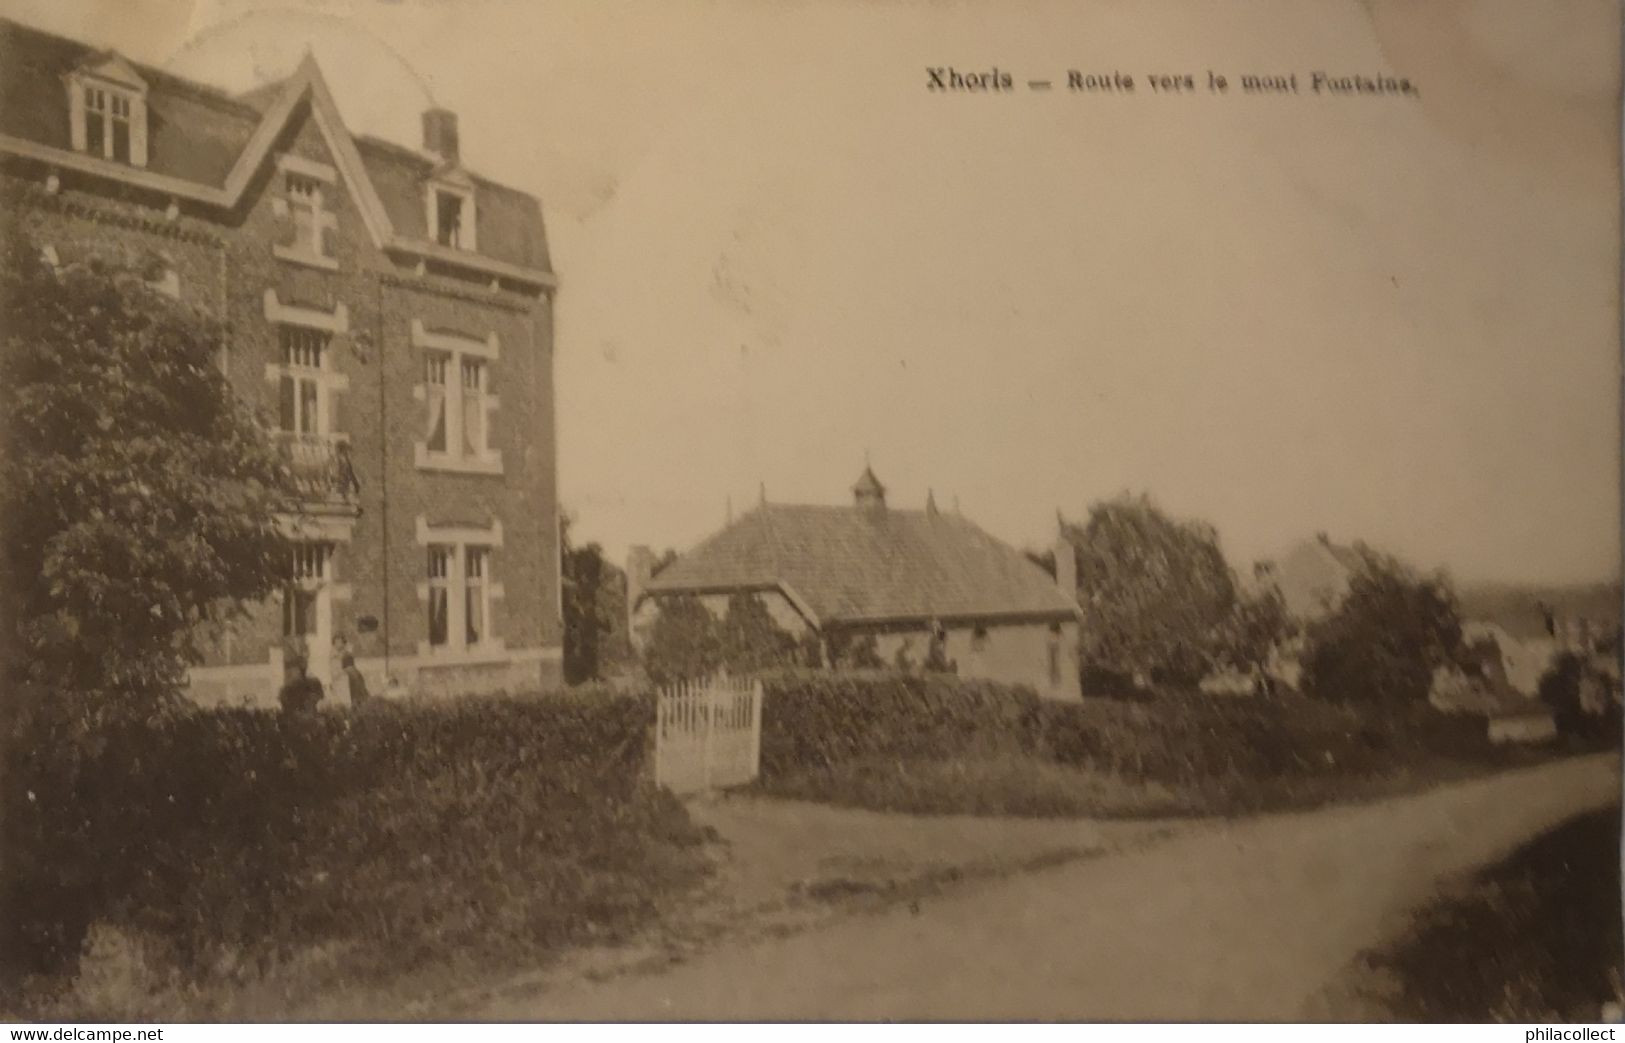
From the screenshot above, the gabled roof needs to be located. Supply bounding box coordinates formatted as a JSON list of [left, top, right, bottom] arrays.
[[1268, 534, 1362, 619], [0, 18, 552, 287], [73, 53, 147, 92], [643, 502, 1079, 627]]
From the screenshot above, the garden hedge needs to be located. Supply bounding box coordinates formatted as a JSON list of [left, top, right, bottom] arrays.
[[755, 670, 1045, 776], [0, 686, 706, 996], [755, 669, 1502, 794]]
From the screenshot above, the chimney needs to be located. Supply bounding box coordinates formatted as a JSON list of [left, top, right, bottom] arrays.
[[1055, 516, 1078, 599], [423, 107, 460, 165], [625, 545, 656, 650], [925, 489, 939, 517]]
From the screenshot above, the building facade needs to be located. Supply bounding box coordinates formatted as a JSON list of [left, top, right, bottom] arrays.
[[0, 19, 564, 703], [627, 468, 1083, 700]]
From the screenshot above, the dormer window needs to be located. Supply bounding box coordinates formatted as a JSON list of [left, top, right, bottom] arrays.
[[67, 55, 148, 168], [429, 183, 476, 250], [85, 88, 132, 162], [420, 108, 476, 251], [435, 190, 465, 248], [425, 170, 476, 252], [272, 155, 339, 269]]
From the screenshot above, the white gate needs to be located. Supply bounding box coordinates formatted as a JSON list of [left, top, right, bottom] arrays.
[[654, 675, 763, 795]]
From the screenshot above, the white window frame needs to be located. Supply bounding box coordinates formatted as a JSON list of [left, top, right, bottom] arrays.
[[411, 320, 501, 475], [263, 291, 350, 445], [276, 325, 332, 438], [426, 179, 477, 251], [416, 518, 506, 661], [271, 154, 339, 270], [283, 542, 329, 641], [463, 545, 491, 649], [426, 544, 453, 649], [67, 64, 148, 168]]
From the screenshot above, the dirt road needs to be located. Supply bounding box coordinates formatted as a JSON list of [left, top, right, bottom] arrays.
[[485, 753, 1619, 1021]]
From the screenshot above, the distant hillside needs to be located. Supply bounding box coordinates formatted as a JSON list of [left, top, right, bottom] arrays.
[[1456, 581, 1622, 640]]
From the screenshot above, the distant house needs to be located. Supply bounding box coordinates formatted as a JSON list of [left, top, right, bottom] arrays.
[[1457, 620, 1556, 697], [1264, 532, 1363, 621], [627, 467, 1083, 700]]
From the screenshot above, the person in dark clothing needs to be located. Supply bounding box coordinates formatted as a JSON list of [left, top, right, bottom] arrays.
[[342, 651, 371, 708], [277, 657, 324, 715]]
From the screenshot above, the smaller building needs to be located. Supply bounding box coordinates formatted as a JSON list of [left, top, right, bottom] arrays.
[[627, 468, 1083, 700], [1264, 532, 1363, 621]]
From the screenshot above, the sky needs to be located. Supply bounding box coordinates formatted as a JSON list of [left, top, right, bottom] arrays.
[[7, 0, 1621, 584]]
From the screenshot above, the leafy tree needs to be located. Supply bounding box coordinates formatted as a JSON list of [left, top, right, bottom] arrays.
[[560, 513, 632, 684], [0, 234, 299, 713], [1538, 652, 1622, 742], [1215, 583, 1296, 680], [640, 595, 722, 685], [716, 592, 799, 674], [1061, 494, 1239, 688], [1300, 546, 1462, 705], [641, 591, 807, 684]]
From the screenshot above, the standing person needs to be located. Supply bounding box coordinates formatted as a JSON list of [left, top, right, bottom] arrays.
[[278, 656, 323, 716], [342, 649, 371, 709]]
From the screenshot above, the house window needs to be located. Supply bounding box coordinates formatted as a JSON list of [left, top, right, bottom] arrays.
[[283, 544, 328, 639], [412, 322, 500, 474], [1047, 623, 1063, 686], [272, 157, 339, 267], [425, 179, 477, 252], [82, 86, 135, 163], [427, 545, 452, 647], [277, 326, 330, 437], [424, 541, 496, 652], [419, 349, 492, 465], [435, 190, 464, 248], [287, 173, 326, 255], [460, 359, 486, 456], [465, 546, 489, 647], [424, 352, 450, 452]]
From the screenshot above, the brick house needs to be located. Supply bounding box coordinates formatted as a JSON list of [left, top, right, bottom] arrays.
[[0, 19, 563, 703], [626, 468, 1083, 700]]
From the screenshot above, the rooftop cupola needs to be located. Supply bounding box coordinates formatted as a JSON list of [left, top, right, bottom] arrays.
[[852, 466, 887, 512]]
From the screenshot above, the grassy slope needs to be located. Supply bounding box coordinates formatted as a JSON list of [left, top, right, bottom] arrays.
[[1361, 805, 1623, 1021], [753, 748, 1559, 819]]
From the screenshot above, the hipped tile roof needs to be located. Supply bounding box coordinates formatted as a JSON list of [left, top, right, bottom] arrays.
[[645, 501, 1078, 626]]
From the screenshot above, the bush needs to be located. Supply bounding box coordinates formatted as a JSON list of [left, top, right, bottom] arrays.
[[1300, 547, 1461, 706], [752, 670, 1514, 818], [1539, 653, 1624, 745], [0, 687, 707, 1002], [641, 593, 804, 685], [756, 670, 1044, 777], [1039, 688, 1491, 791]]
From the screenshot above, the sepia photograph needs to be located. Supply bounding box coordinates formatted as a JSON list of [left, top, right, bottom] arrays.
[[0, 0, 1620, 1026]]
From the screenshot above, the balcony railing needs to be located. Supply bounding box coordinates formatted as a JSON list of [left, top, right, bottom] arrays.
[[276, 433, 361, 511]]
